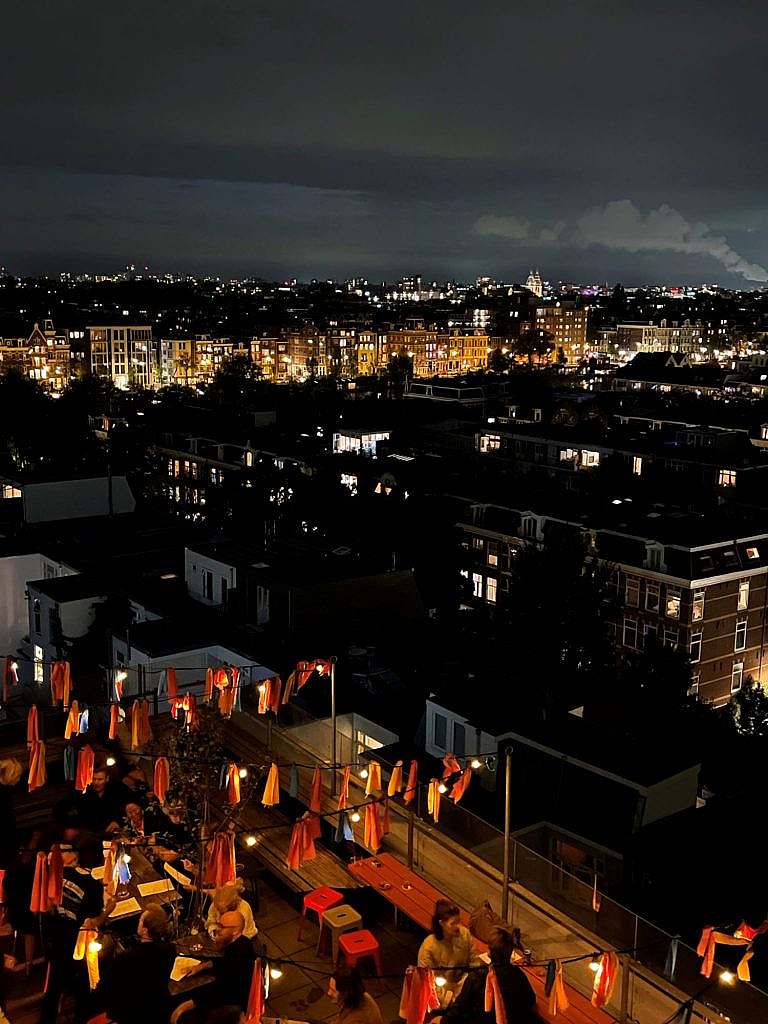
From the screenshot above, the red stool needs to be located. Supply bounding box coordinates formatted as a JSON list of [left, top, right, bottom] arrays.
[[338, 929, 382, 976], [298, 885, 343, 940]]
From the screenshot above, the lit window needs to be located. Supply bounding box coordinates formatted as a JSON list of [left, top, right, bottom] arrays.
[[738, 580, 750, 611], [690, 632, 703, 663], [472, 573, 483, 598], [487, 542, 498, 567], [746, 547, 759, 560], [632, 456, 643, 476], [692, 591, 705, 622], [623, 618, 638, 648], [486, 577, 497, 603], [645, 583, 660, 613], [625, 578, 640, 608], [581, 450, 600, 467], [735, 620, 747, 652], [731, 662, 744, 693], [666, 587, 681, 619], [34, 644, 44, 684], [718, 469, 737, 487], [472, 537, 484, 551]]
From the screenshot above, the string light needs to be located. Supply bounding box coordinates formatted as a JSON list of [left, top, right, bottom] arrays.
[[106, 756, 116, 767], [245, 835, 257, 847], [257, 683, 266, 694], [438, 783, 447, 794], [435, 975, 447, 988], [359, 768, 369, 779], [10, 661, 18, 671], [88, 940, 102, 953], [350, 811, 361, 823], [238, 767, 248, 779], [269, 966, 283, 980], [470, 758, 482, 770], [720, 970, 735, 985], [115, 670, 127, 682], [588, 955, 601, 972], [123, 854, 131, 863]]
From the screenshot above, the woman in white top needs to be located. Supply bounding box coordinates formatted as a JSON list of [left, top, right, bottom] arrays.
[[205, 880, 257, 939]]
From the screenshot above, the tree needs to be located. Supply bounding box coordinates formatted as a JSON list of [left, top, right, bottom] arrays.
[[488, 347, 510, 373], [513, 328, 554, 365], [728, 678, 768, 736]]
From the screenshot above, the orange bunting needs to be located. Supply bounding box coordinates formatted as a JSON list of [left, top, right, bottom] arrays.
[[73, 928, 100, 990], [365, 761, 382, 795], [154, 757, 170, 804], [217, 668, 237, 718], [226, 763, 241, 805], [338, 765, 351, 810], [64, 700, 80, 739], [546, 960, 569, 1016], [591, 952, 619, 1008], [130, 699, 151, 750], [103, 844, 117, 896], [387, 760, 404, 797], [262, 763, 280, 806], [165, 667, 178, 698], [427, 779, 441, 823], [47, 845, 63, 906], [363, 800, 383, 853], [404, 759, 418, 805], [286, 815, 317, 870], [484, 966, 509, 1024], [75, 745, 95, 793], [442, 753, 462, 779], [109, 703, 120, 740], [450, 767, 472, 804], [28, 740, 46, 792], [204, 667, 214, 703], [399, 967, 440, 1024], [205, 832, 236, 887], [27, 705, 40, 744], [50, 660, 71, 707], [257, 675, 282, 714], [30, 852, 50, 913], [245, 960, 265, 1024]]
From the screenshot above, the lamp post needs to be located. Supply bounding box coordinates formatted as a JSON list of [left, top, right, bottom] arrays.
[[502, 745, 513, 922], [330, 656, 337, 796]]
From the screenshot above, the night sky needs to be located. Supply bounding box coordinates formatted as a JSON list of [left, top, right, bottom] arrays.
[[2, 1, 767, 284]]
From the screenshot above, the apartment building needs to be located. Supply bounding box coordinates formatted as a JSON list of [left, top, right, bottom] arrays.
[[0, 321, 71, 391], [159, 335, 234, 385], [535, 302, 589, 362], [616, 319, 712, 355], [89, 324, 155, 388], [252, 329, 328, 381], [384, 326, 489, 376], [457, 501, 768, 705]]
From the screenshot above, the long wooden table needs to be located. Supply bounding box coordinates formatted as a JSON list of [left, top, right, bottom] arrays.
[[103, 846, 182, 922], [349, 853, 613, 1024]]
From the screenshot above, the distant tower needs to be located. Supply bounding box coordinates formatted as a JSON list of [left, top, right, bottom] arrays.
[[526, 270, 543, 298]]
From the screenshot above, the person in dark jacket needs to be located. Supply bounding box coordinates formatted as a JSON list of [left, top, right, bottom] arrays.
[[440, 927, 540, 1024], [98, 905, 176, 1024]]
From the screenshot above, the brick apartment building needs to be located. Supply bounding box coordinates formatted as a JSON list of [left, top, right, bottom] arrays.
[[458, 500, 768, 706]]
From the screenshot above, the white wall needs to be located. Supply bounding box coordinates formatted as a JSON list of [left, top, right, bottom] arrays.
[[0, 554, 46, 668], [425, 698, 497, 759], [643, 765, 700, 825], [185, 548, 237, 605]]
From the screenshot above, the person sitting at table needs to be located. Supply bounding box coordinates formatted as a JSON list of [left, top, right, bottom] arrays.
[[328, 964, 383, 1024], [173, 910, 256, 1019], [97, 905, 176, 1024], [206, 881, 257, 940], [417, 899, 479, 1003], [78, 766, 133, 834], [436, 927, 539, 1024]]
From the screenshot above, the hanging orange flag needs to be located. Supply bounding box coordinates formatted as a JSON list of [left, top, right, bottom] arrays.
[[64, 700, 80, 739], [28, 740, 46, 792], [205, 832, 236, 887], [26, 705, 40, 744], [307, 766, 323, 839], [546, 960, 569, 1016], [484, 966, 509, 1024], [75, 745, 95, 793], [47, 845, 64, 906], [130, 699, 151, 750], [226, 763, 241, 805], [442, 753, 462, 779], [387, 760, 404, 797], [50, 660, 72, 707], [450, 767, 472, 804], [591, 952, 619, 1008], [218, 668, 237, 718], [286, 816, 317, 870], [403, 759, 418, 805], [592, 875, 601, 913], [154, 757, 170, 804], [338, 765, 351, 810], [109, 703, 120, 740], [364, 801, 383, 853], [427, 779, 441, 823], [166, 667, 178, 699], [204, 667, 214, 703], [365, 761, 382, 795], [262, 763, 280, 806], [30, 852, 50, 912], [245, 960, 265, 1024], [258, 676, 282, 714], [73, 928, 100, 990], [103, 844, 117, 896]]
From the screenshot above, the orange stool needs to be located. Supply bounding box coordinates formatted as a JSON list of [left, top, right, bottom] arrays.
[[338, 929, 382, 976], [298, 885, 343, 940]]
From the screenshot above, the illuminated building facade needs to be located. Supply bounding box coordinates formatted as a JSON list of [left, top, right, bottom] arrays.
[[535, 302, 589, 362], [89, 324, 155, 389]]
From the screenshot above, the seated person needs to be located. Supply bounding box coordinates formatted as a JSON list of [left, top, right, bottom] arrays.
[[439, 927, 539, 1024], [328, 964, 383, 1024], [97, 906, 176, 1024], [417, 899, 479, 1003], [205, 881, 257, 939], [77, 766, 132, 833], [174, 911, 256, 1018]]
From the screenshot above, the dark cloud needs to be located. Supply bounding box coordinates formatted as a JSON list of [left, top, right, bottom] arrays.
[[1, 0, 767, 281]]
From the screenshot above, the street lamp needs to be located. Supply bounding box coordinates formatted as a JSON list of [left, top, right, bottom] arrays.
[[502, 745, 513, 922]]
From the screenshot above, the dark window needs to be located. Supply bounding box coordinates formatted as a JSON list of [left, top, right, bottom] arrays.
[[203, 570, 213, 601], [221, 577, 228, 605], [434, 713, 447, 749], [33, 600, 41, 635], [453, 723, 466, 757]]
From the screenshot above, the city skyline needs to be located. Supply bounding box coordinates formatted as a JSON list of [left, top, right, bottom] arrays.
[[3, 1, 768, 284]]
